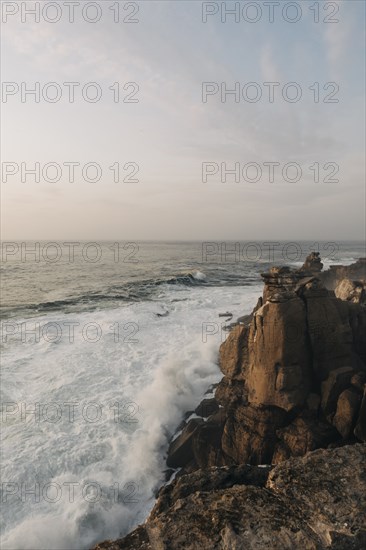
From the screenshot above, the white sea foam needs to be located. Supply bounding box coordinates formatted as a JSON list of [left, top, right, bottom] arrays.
[[1, 284, 261, 549]]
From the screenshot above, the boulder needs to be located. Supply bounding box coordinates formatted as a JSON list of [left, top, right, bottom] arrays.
[[272, 413, 339, 463], [321, 367, 355, 416], [335, 278, 366, 305], [333, 388, 363, 438]]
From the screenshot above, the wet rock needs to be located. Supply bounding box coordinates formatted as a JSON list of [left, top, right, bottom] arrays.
[[166, 418, 204, 468], [195, 397, 219, 418], [92, 526, 151, 550]]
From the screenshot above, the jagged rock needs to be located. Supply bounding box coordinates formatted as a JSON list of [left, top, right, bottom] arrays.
[[147, 484, 321, 550], [267, 444, 366, 548], [261, 266, 299, 302], [191, 410, 226, 469], [95, 444, 366, 550], [214, 377, 246, 408], [222, 404, 287, 465], [333, 388, 363, 438], [151, 463, 272, 518], [320, 258, 366, 290], [92, 526, 151, 550], [194, 397, 219, 418], [299, 251, 323, 274], [212, 255, 366, 469], [166, 418, 204, 468], [272, 412, 339, 463], [335, 278, 366, 304]]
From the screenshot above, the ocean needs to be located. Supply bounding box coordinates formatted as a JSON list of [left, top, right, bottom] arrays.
[[1, 240, 364, 549]]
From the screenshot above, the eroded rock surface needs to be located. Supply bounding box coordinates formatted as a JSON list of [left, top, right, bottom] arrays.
[[93, 444, 366, 550]]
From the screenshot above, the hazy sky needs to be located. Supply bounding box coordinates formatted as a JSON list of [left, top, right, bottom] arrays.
[[1, 0, 365, 240]]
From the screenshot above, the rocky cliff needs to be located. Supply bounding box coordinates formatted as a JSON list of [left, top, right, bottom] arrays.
[[166, 253, 366, 470], [93, 254, 366, 550]]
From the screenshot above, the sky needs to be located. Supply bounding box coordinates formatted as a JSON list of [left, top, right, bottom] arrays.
[[1, 0, 365, 241]]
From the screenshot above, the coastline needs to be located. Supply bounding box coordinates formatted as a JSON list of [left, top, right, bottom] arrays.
[[92, 254, 366, 549]]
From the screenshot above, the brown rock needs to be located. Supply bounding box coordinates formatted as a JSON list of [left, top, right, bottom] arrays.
[[333, 388, 362, 438], [272, 413, 339, 463], [267, 443, 366, 547], [321, 367, 355, 416], [96, 444, 366, 550], [335, 278, 366, 305], [166, 418, 204, 468], [246, 297, 311, 411], [194, 398, 219, 418], [91, 526, 151, 550], [151, 463, 272, 518], [354, 388, 366, 441], [219, 324, 248, 380], [147, 485, 321, 550], [306, 295, 354, 380], [222, 404, 287, 465], [320, 258, 366, 290], [191, 410, 226, 469], [298, 251, 323, 274]]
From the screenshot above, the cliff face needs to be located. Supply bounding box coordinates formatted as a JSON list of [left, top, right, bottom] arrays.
[[94, 443, 366, 550], [166, 254, 366, 470], [93, 255, 366, 550]]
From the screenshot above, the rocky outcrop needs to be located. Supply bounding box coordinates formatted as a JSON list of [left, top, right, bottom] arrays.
[[165, 255, 366, 471], [320, 257, 366, 290], [93, 443, 366, 549], [335, 278, 366, 305]]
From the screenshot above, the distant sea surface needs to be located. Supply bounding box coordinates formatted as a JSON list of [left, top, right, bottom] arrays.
[[1, 241, 364, 549]]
